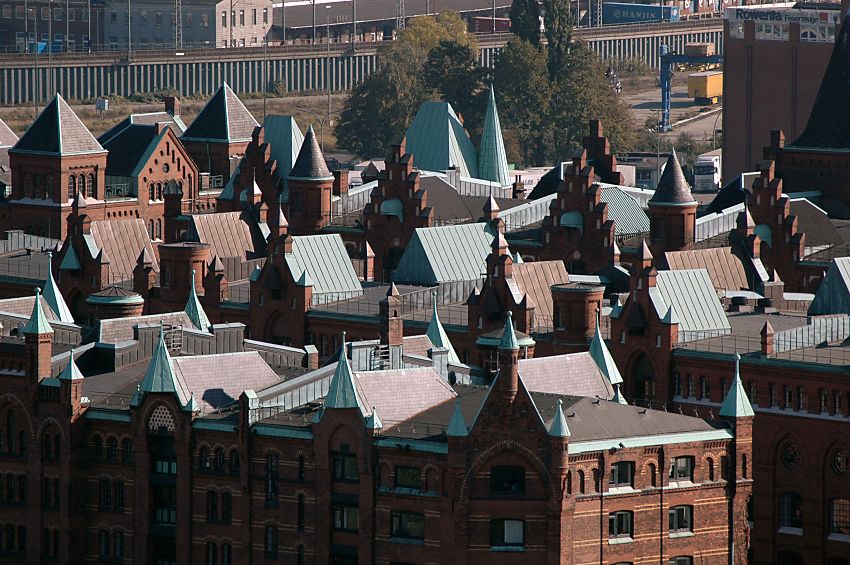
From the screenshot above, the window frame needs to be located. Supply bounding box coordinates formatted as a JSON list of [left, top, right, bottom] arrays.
[[668, 505, 693, 533], [490, 465, 526, 496], [608, 510, 634, 539], [489, 518, 525, 549], [390, 510, 425, 541], [609, 461, 634, 488]]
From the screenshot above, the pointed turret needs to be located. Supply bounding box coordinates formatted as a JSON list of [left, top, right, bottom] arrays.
[[720, 353, 755, 418], [24, 287, 53, 336], [446, 398, 468, 437], [132, 328, 193, 411], [324, 333, 365, 412], [365, 406, 383, 430], [588, 311, 623, 387], [548, 399, 571, 437], [649, 150, 695, 206], [185, 269, 212, 331], [42, 251, 74, 324], [499, 310, 519, 351], [58, 349, 84, 381], [478, 87, 511, 186], [288, 125, 333, 181], [426, 292, 461, 365], [662, 305, 680, 325]]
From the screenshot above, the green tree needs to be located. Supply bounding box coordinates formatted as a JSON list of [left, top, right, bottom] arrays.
[[509, 0, 541, 46], [423, 40, 487, 142], [542, 0, 573, 81]]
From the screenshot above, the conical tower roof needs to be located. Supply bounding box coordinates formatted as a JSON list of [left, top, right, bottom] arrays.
[[132, 328, 193, 411], [288, 125, 333, 181], [791, 15, 850, 150], [58, 349, 84, 381], [324, 333, 365, 412], [11, 94, 104, 156], [588, 312, 623, 386], [446, 398, 468, 437], [42, 252, 74, 324], [23, 287, 53, 335], [719, 353, 755, 418], [478, 87, 511, 186], [426, 292, 461, 365], [185, 269, 212, 332], [548, 399, 571, 437], [182, 82, 258, 143], [499, 311, 519, 351], [649, 150, 695, 206], [365, 406, 383, 430]]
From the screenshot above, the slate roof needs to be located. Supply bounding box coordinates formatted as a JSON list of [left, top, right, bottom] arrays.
[[392, 222, 495, 284], [508, 260, 569, 321], [518, 353, 615, 400], [285, 234, 362, 301], [651, 269, 731, 339], [0, 295, 58, 321], [98, 111, 187, 146], [0, 119, 19, 148], [790, 198, 844, 247], [12, 94, 105, 156], [88, 219, 159, 280], [808, 256, 850, 316], [405, 101, 478, 178], [664, 247, 750, 292], [288, 125, 332, 181], [100, 124, 161, 178], [97, 312, 194, 344], [172, 352, 282, 410], [354, 367, 456, 424], [649, 150, 695, 205], [417, 176, 521, 221], [182, 83, 259, 143], [187, 212, 256, 260], [478, 88, 511, 186], [790, 14, 850, 150]]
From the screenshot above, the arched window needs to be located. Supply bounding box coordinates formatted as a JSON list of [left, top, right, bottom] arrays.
[[228, 449, 239, 475], [297, 493, 305, 531], [149, 220, 155, 238], [578, 470, 586, 494], [149, 183, 155, 202], [156, 219, 162, 240], [206, 540, 217, 565], [6, 411, 15, 452], [206, 490, 218, 521], [707, 458, 715, 481], [297, 455, 305, 481], [121, 439, 133, 462], [54, 435, 60, 460], [266, 454, 279, 503], [113, 531, 124, 559], [566, 470, 572, 495], [742, 454, 748, 479], [214, 448, 224, 472], [18, 431, 26, 455], [68, 175, 77, 198], [93, 435, 102, 459], [156, 183, 163, 200], [106, 437, 118, 460], [648, 463, 657, 487], [45, 175, 53, 199], [78, 174, 86, 197], [264, 525, 278, 558], [18, 475, 26, 502], [199, 447, 210, 471], [88, 173, 96, 198], [829, 498, 850, 535], [42, 433, 52, 459], [221, 543, 231, 565], [98, 529, 109, 559], [221, 492, 232, 522]]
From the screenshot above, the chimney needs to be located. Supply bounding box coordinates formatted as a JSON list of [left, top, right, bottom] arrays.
[[760, 321, 774, 356], [164, 96, 180, 116], [155, 122, 169, 135], [333, 170, 350, 197]]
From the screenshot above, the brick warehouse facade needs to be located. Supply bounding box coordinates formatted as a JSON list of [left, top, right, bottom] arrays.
[[0, 296, 753, 564]]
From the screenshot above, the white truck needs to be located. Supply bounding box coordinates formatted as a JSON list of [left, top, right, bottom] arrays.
[[694, 150, 722, 192]]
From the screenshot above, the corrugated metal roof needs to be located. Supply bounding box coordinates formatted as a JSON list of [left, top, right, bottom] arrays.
[[188, 212, 256, 260], [665, 247, 750, 292], [285, 234, 362, 301], [405, 101, 478, 178], [808, 257, 850, 316], [89, 219, 159, 280], [478, 88, 511, 186], [600, 186, 650, 235], [392, 222, 495, 284], [510, 260, 569, 319], [654, 269, 730, 337]]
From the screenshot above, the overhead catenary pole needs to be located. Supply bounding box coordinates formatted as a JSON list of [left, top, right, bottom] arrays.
[[312, 0, 316, 44], [48, 0, 52, 93], [326, 4, 331, 139], [127, 0, 131, 60], [352, 0, 356, 49], [65, 0, 69, 51], [87, 0, 91, 51]]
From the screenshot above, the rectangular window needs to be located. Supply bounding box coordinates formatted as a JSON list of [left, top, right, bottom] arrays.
[[43, 8, 51, 20], [798, 386, 807, 411], [820, 389, 829, 413], [264, 525, 278, 558], [673, 374, 681, 397], [82, 9, 89, 22], [608, 511, 633, 538], [68, 8, 75, 21], [221, 492, 232, 522], [699, 376, 709, 400], [153, 486, 177, 525], [15, 6, 24, 19], [609, 462, 634, 487], [155, 11, 163, 25], [830, 499, 850, 535], [221, 11, 227, 27], [3, 6, 12, 18], [394, 466, 420, 490], [669, 558, 693, 565], [200, 11, 208, 28], [669, 457, 694, 482], [770, 383, 778, 407], [748, 381, 757, 405], [779, 493, 802, 528], [99, 479, 110, 508], [185, 12, 193, 27], [239, 10, 244, 25], [332, 504, 359, 532], [490, 519, 524, 548], [490, 465, 525, 495], [720, 378, 728, 399], [140, 10, 148, 25], [332, 452, 359, 482], [263, 7, 268, 23], [784, 385, 793, 409], [252, 8, 257, 25], [835, 391, 843, 416], [54, 8, 64, 21], [391, 510, 425, 540], [669, 505, 693, 532], [686, 374, 694, 398]]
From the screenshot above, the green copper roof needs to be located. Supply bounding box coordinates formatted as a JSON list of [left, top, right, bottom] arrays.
[[23, 287, 53, 335], [612, 387, 628, 405], [42, 252, 74, 324], [588, 312, 623, 386], [499, 311, 519, 351], [719, 353, 755, 418], [185, 270, 212, 332], [132, 329, 193, 411], [324, 334, 365, 412], [548, 399, 571, 437], [426, 292, 461, 365], [477, 87, 511, 186], [264, 115, 305, 198], [446, 398, 468, 437], [365, 406, 383, 430], [405, 101, 478, 178], [58, 350, 84, 381]]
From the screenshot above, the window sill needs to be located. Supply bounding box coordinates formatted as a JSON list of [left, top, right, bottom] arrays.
[[606, 486, 638, 495], [377, 486, 437, 498], [667, 480, 695, 489], [669, 531, 694, 539], [608, 536, 634, 545], [490, 546, 524, 552], [777, 526, 803, 536], [389, 537, 424, 546], [828, 533, 850, 543]]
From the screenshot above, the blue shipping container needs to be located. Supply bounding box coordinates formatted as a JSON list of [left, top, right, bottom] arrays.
[[597, 2, 680, 25]]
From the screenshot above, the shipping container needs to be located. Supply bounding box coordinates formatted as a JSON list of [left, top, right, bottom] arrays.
[[469, 16, 512, 33], [688, 71, 723, 104], [595, 3, 681, 25], [684, 42, 716, 57]]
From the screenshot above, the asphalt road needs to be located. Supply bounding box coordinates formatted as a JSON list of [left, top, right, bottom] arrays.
[[624, 84, 723, 143]]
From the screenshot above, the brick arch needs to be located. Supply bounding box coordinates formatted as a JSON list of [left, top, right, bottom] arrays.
[[37, 416, 66, 440], [459, 439, 553, 502], [0, 392, 35, 437]]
